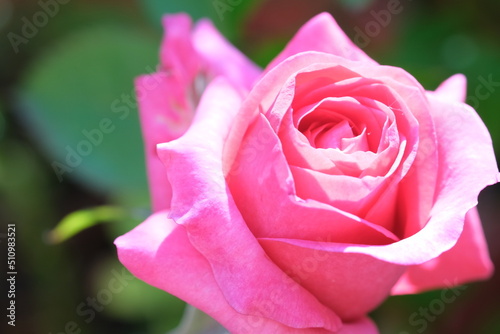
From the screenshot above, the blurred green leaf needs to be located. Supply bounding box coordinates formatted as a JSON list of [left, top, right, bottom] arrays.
[[92, 258, 185, 332], [0, 140, 51, 222], [18, 25, 159, 198], [48, 205, 125, 244], [0, 139, 79, 332], [169, 305, 227, 334]]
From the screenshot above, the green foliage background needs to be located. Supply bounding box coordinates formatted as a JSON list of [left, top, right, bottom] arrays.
[[0, 0, 499, 333]]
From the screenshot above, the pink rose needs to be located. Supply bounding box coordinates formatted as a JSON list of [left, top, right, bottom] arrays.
[[115, 13, 499, 333], [136, 13, 260, 212]]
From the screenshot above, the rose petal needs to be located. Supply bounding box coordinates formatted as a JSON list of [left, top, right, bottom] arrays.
[[294, 96, 387, 154], [283, 96, 400, 177], [303, 93, 499, 265], [434, 73, 467, 103], [227, 113, 399, 244], [143, 14, 261, 212], [400, 93, 499, 261], [267, 12, 376, 72], [259, 238, 405, 320], [160, 14, 200, 84], [242, 55, 419, 185], [275, 88, 411, 226], [192, 19, 261, 90], [115, 211, 361, 334], [160, 12, 261, 93], [157, 78, 342, 331], [136, 73, 194, 211], [291, 166, 390, 222], [374, 75, 438, 239], [225, 53, 364, 162], [229, 52, 489, 264], [391, 207, 494, 294], [386, 73, 463, 239]]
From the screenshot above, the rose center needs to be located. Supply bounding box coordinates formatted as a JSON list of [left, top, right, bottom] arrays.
[[296, 99, 371, 153]]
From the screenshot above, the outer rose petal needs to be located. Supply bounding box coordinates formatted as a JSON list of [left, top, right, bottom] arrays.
[[141, 14, 260, 211], [259, 238, 405, 320], [160, 14, 200, 84], [350, 94, 498, 265], [136, 73, 194, 212], [161, 14, 261, 89], [267, 12, 376, 72], [157, 78, 342, 331], [192, 19, 261, 90], [392, 207, 494, 294], [391, 75, 495, 294], [115, 211, 378, 334], [434, 73, 467, 103]]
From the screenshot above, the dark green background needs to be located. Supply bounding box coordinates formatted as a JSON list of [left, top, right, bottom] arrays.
[[1, 0, 499, 333]]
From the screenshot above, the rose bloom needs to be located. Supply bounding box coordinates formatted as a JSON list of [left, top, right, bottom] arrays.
[[115, 13, 499, 333]]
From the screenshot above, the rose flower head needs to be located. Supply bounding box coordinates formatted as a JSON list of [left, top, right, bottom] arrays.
[[115, 12, 500, 334]]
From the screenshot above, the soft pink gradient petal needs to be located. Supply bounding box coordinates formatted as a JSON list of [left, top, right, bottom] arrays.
[[227, 113, 399, 245], [192, 19, 261, 90], [291, 167, 386, 219], [267, 12, 376, 72], [139, 14, 200, 212], [259, 238, 405, 320], [392, 207, 494, 294], [434, 73, 467, 103], [160, 14, 200, 84], [157, 78, 342, 331], [225, 53, 361, 159], [323, 93, 497, 265], [350, 69, 439, 239], [406, 92, 499, 255], [136, 73, 194, 212], [226, 53, 421, 179], [161, 14, 261, 88], [115, 212, 377, 333], [141, 14, 261, 211], [390, 75, 496, 293], [359, 94, 498, 264]]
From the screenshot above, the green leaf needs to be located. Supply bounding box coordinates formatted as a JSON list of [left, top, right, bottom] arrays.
[[18, 25, 159, 198], [91, 258, 185, 331], [47, 206, 125, 244]]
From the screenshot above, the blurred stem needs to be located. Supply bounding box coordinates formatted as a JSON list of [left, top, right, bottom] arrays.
[[168, 305, 228, 334]]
